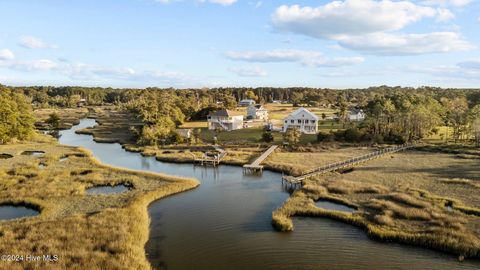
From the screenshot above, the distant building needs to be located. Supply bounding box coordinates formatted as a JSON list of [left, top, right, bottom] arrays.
[[247, 104, 268, 120], [77, 98, 87, 107], [239, 99, 256, 107], [349, 109, 366, 121], [207, 109, 244, 131], [282, 107, 319, 134]]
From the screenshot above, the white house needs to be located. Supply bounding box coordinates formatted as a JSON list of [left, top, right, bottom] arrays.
[[349, 109, 366, 121], [239, 99, 256, 107], [282, 108, 319, 134], [247, 104, 268, 120], [207, 109, 244, 131]]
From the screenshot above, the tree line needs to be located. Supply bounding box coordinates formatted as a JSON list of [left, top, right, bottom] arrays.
[[1, 84, 479, 146]]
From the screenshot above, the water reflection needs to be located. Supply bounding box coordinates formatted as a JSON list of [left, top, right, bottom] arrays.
[[59, 119, 480, 270]]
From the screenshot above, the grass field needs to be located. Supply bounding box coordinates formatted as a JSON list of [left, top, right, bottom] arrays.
[[34, 107, 89, 130], [0, 135, 198, 270], [264, 146, 377, 176], [272, 146, 480, 259]]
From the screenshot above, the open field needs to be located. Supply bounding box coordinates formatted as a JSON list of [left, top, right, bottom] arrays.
[[0, 135, 199, 270], [272, 147, 480, 259], [263, 103, 337, 120]]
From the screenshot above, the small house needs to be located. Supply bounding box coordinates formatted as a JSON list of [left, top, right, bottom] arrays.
[[239, 99, 256, 107], [247, 104, 268, 120], [349, 109, 366, 121], [207, 109, 244, 131], [282, 108, 319, 134]]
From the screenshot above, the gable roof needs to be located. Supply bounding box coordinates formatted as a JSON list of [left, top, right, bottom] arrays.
[[240, 99, 255, 103], [349, 108, 364, 115], [249, 104, 266, 110], [285, 107, 319, 120], [209, 109, 243, 117]]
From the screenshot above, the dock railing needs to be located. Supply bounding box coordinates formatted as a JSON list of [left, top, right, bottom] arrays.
[[282, 144, 415, 184]]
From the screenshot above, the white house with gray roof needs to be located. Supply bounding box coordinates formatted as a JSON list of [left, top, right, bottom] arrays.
[[207, 109, 244, 131], [282, 108, 319, 134]]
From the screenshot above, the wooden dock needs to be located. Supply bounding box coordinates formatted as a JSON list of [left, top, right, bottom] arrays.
[[243, 145, 278, 174], [193, 145, 227, 167], [282, 144, 415, 186]]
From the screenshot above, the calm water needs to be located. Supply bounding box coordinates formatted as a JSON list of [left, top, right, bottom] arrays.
[[59, 119, 480, 270], [315, 200, 356, 213], [0, 206, 39, 221]]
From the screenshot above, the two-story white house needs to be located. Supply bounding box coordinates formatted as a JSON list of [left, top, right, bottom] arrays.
[[207, 109, 244, 131], [349, 109, 366, 121], [282, 108, 319, 134], [247, 104, 268, 120]]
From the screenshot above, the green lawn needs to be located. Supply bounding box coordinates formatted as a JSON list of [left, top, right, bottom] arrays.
[[199, 127, 318, 144]]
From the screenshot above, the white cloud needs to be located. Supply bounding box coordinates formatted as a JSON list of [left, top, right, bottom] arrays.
[[226, 49, 364, 67], [419, 0, 472, 7], [202, 0, 237, 5], [12, 59, 58, 71], [18, 36, 58, 49], [229, 66, 268, 77], [406, 60, 480, 80], [270, 1, 472, 55], [6, 57, 193, 85], [435, 7, 455, 21], [155, 0, 237, 5], [305, 56, 365, 67], [0, 49, 15, 61], [337, 32, 474, 55], [457, 60, 480, 70], [272, 1, 438, 39], [226, 49, 322, 62]]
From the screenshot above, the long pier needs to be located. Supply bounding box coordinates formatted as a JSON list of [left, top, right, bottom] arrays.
[[282, 144, 415, 185], [243, 145, 278, 174]]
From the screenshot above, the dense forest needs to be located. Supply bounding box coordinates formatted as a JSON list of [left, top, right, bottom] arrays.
[[0, 86, 35, 144], [1, 84, 479, 146]]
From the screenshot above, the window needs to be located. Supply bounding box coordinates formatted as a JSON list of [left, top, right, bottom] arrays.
[[291, 120, 294, 123], [285, 120, 287, 123], [297, 119, 301, 124], [311, 120, 316, 124]]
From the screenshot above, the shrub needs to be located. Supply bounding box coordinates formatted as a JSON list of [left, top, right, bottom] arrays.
[[344, 127, 364, 142], [261, 131, 274, 143]]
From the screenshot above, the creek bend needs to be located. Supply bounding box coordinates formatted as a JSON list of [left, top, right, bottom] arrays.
[[59, 119, 480, 270]]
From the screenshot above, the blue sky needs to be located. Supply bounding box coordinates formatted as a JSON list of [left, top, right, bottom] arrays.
[[0, 0, 479, 88]]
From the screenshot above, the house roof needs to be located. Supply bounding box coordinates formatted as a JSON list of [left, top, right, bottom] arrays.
[[249, 104, 265, 110], [349, 109, 364, 115], [209, 109, 243, 117], [285, 107, 319, 120], [240, 99, 256, 103]]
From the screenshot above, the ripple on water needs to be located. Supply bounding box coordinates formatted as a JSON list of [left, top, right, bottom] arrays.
[[0, 205, 39, 221], [60, 119, 480, 270], [21, 150, 45, 157], [0, 153, 13, 159], [315, 200, 356, 213]]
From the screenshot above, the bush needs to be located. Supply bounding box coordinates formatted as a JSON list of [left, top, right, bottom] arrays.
[[317, 131, 329, 142], [261, 131, 274, 143], [344, 127, 364, 142], [385, 133, 407, 144], [333, 130, 345, 141]]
